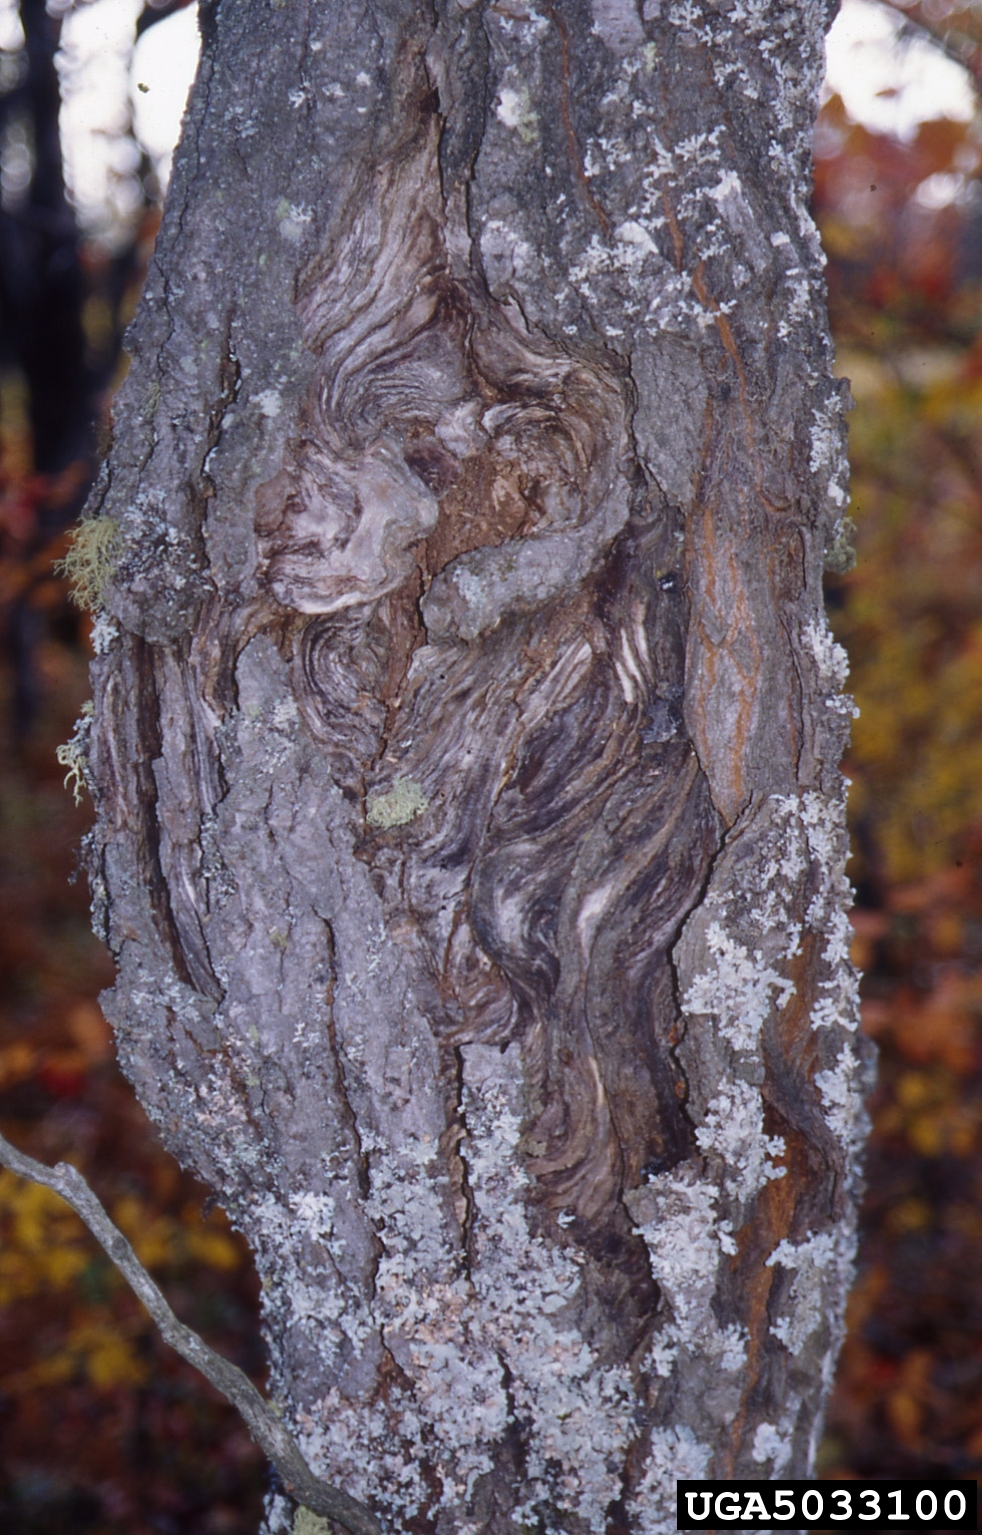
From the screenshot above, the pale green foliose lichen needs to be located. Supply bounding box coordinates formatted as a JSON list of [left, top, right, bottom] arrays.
[[366, 776, 429, 829], [292, 1511, 331, 1535]]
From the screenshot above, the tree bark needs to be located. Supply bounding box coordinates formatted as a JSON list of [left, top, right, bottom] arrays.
[[83, 0, 869, 1529]]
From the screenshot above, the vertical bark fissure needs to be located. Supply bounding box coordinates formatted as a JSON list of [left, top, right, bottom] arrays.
[[540, 0, 612, 242], [448, 1044, 477, 1277]]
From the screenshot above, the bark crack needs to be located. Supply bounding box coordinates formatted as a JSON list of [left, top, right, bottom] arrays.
[[449, 1043, 477, 1274], [541, 0, 610, 241]]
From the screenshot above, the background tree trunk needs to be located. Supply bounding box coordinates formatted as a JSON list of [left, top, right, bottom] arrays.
[[84, 0, 870, 1528]]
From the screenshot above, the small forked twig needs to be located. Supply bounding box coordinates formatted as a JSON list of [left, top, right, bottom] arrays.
[[0, 1130, 383, 1535]]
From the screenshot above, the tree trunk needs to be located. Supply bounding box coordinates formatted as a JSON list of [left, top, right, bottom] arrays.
[[84, 0, 869, 1529]]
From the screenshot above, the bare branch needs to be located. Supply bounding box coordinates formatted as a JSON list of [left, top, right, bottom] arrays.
[[0, 1130, 384, 1535]]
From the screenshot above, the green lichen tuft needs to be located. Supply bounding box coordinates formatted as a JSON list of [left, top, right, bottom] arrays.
[[824, 515, 857, 575], [366, 775, 429, 829], [56, 517, 120, 610]]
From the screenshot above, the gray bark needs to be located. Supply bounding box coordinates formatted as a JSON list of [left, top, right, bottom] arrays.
[[82, 0, 869, 1529]]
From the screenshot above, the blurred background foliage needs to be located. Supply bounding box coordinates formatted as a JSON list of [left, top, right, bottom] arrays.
[[0, 0, 981, 1529]]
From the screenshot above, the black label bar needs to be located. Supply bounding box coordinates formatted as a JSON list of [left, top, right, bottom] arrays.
[[677, 1480, 977, 1530]]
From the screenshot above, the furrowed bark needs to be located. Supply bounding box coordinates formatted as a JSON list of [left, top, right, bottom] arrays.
[[83, 1, 870, 1530]]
